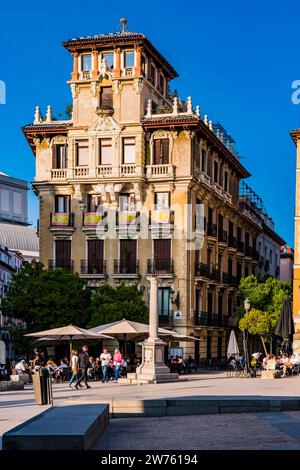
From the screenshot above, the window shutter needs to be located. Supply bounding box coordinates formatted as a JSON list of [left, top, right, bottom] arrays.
[[61, 145, 66, 169], [52, 145, 57, 168], [100, 87, 113, 108], [153, 140, 161, 164], [162, 139, 169, 164]]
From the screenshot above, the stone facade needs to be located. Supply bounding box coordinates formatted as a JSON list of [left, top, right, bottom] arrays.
[[24, 25, 284, 363]]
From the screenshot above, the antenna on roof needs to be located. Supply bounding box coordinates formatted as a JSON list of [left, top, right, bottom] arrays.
[[119, 17, 128, 33]]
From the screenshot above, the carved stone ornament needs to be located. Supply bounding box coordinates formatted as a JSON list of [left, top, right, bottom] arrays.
[[70, 83, 79, 99], [88, 115, 121, 134], [33, 138, 41, 147], [73, 184, 83, 202], [144, 348, 153, 363], [99, 58, 114, 79], [134, 78, 144, 94]]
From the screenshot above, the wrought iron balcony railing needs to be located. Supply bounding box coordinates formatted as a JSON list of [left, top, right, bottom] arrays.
[[82, 211, 107, 227], [114, 259, 139, 275], [80, 260, 106, 275], [147, 259, 174, 275], [48, 259, 73, 271], [228, 235, 237, 248], [206, 223, 217, 237], [218, 230, 228, 244]]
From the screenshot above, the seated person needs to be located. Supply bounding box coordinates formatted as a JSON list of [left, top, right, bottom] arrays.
[[15, 359, 28, 375]]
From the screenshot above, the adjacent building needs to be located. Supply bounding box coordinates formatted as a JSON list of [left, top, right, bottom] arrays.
[[23, 21, 285, 363], [0, 172, 39, 262], [291, 127, 300, 353], [280, 245, 294, 282]]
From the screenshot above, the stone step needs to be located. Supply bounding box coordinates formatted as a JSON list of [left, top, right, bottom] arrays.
[[3, 403, 109, 450]]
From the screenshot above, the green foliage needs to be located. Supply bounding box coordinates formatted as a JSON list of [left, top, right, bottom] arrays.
[[239, 309, 273, 341], [5, 322, 32, 356], [237, 275, 292, 324], [2, 261, 92, 331], [65, 104, 73, 119], [89, 282, 148, 327]]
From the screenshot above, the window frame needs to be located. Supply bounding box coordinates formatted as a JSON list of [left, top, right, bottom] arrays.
[[122, 137, 136, 164], [76, 140, 89, 166], [81, 54, 92, 71]]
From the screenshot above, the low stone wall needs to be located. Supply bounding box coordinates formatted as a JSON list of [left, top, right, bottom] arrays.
[[98, 397, 300, 418], [0, 381, 24, 392]]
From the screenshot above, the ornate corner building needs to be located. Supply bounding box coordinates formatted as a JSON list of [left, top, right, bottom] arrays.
[[23, 22, 284, 363]]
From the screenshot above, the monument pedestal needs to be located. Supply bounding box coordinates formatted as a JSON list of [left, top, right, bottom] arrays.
[[119, 277, 180, 385]]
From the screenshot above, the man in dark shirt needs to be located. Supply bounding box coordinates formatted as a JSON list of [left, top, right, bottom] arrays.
[[75, 345, 91, 389]]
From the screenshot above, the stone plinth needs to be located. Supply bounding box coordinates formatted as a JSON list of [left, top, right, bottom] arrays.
[[261, 370, 281, 379]]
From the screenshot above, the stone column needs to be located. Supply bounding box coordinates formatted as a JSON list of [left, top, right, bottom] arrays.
[[71, 53, 79, 81], [149, 277, 159, 340], [114, 48, 121, 78], [91, 50, 99, 80]]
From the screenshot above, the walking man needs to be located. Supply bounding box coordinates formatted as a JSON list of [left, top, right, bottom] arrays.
[[75, 345, 91, 390]]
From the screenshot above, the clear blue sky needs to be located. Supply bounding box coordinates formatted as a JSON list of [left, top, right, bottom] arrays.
[[0, 0, 299, 246]]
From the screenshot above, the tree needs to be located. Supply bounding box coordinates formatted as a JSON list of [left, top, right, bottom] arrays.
[[2, 261, 92, 332], [89, 282, 148, 327], [238, 275, 292, 353], [239, 309, 273, 355]]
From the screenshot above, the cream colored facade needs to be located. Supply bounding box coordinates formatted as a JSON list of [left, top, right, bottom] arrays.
[[24, 27, 283, 363]]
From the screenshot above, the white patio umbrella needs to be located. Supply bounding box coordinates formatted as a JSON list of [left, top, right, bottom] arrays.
[[227, 329, 239, 359], [25, 324, 113, 357], [89, 319, 199, 353]]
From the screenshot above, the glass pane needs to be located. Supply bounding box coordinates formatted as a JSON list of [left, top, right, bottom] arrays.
[[103, 52, 114, 69], [100, 139, 112, 165], [82, 55, 91, 71], [123, 138, 136, 164], [124, 51, 134, 67], [77, 144, 89, 166]]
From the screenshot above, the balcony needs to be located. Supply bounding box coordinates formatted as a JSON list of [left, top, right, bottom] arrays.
[[147, 259, 174, 276], [83, 211, 107, 227], [228, 235, 237, 250], [97, 165, 113, 177], [237, 240, 244, 253], [194, 311, 228, 328], [146, 164, 175, 178], [80, 260, 106, 277], [218, 230, 228, 244], [149, 209, 174, 238], [51, 169, 67, 180], [206, 223, 217, 238], [49, 212, 75, 237], [79, 70, 91, 80], [245, 246, 253, 258], [48, 259, 73, 271], [113, 259, 140, 278], [74, 166, 89, 178], [195, 263, 220, 281], [117, 211, 140, 238], [159, 312, 173, 328]]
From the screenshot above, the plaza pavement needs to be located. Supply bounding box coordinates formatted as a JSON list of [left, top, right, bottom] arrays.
[[1, 372, 300, 450]]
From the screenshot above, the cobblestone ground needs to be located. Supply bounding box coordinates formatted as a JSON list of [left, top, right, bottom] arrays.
[[94, 412, 300, 450]]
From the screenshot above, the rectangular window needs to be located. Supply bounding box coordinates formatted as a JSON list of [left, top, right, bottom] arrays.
[[119, 194, 135, 212], [100, 86, 113, 109], [88, 194, 102, 212], [224, 171, 229, 192], [159, 74, 165, 93], [153, 139, 169, 164], [158, 287, 170, 317], [213, 161, 219, 183], [12, 192, 22, 215], [154, 239, 171, 273], [120, 239, 137, 273], [124, 50, 134, 68], [154, 192, 170, 209], [123, 137, 136, 164], [0, 189, 9, 212], [141, 55, 147, 76], [55, 195, 70, 213], [87, 239, 104, 273], [52, 144, 67, 169], [99, 139, 113, 165], [150, 64, 156, 85], [81, 54, 91, 71], [55, 240, 71, 269], [102, 52, 114, 69], [228, 296, 233, 317], [76, 140, 89, 166]]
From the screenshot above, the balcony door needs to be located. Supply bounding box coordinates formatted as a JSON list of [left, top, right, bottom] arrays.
[[119, 239, 136, 273], [154, 239, 171, 273], [55, 240, 71, 269], [55, 195, 70, 213], [153, 139, 169, 165], [158, 287, 170, 325], [207, 291, 213, 323], [88, 239, 104, 273]]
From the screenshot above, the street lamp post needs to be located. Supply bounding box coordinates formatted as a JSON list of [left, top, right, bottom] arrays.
[[243, 298, 250, 373]]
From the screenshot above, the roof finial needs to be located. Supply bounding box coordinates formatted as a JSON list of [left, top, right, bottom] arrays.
[[119, 17, 128, 33]]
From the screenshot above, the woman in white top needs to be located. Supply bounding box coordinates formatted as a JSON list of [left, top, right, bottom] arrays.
[[68, 350, 79, 388]]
